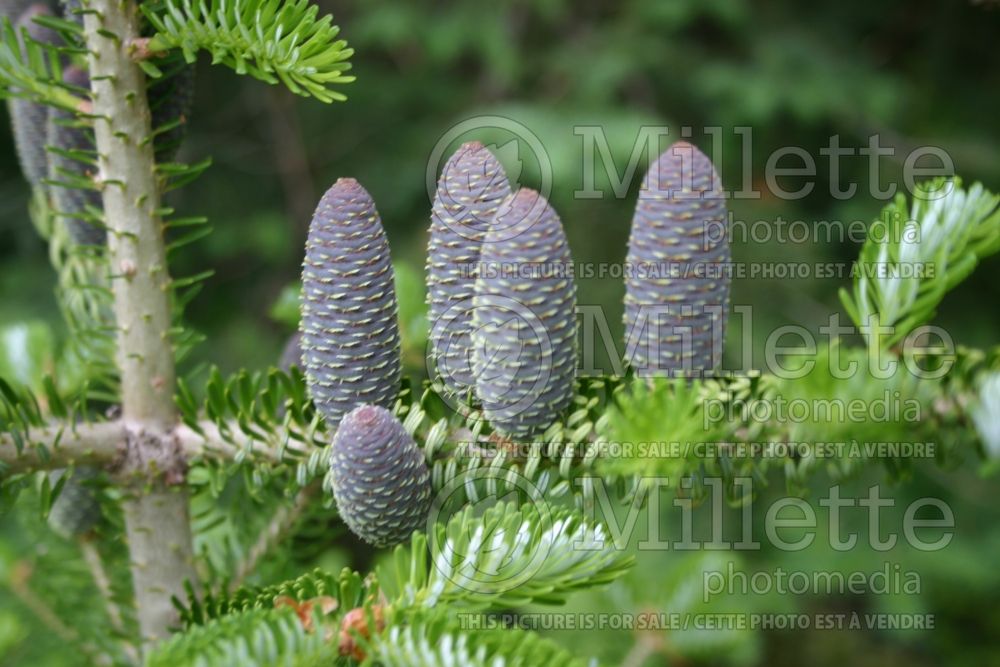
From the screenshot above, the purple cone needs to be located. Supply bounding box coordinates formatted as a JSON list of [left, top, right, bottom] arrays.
[[48, 467, 102, 538], [330, 404, 431, 547], [9, 4, 59, 188], [426, 141, 511, 399], [148, 60, 195, 163], [472, 189, 577, 439], [624, 141, 730, 376], [47, 66, 105, 246], [301, 179, 402, 431]]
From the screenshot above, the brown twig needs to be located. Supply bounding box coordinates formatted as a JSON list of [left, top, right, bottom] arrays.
[[262, 86, 317, 235], [226, 482, 321, 594], [79, 539, 140, 664], [9, 561, 78, 643]]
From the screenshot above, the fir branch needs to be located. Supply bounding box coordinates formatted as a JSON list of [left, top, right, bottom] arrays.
[[176, 567, 369, 628], [367, 614, 588, 667], [598, 376, 731, 483], [0, 419, 124, 475], [972, 371, 1000, 458], [79, 539, 141, 664], [8, 561, 80, 643], [7, 560, 118, 665], [840, 178, 1000, 348], [598, 353, 963, 493], [30, 187, 118, 394], [0, 416, 311, 474], [383, 501, 635, 610], [141, 0, 355, 102], [146, 607, 335, 667]]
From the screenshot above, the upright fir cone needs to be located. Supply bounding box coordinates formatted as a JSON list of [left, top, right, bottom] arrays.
[[624, 141, 730, 376], [301, 179, 402, 431], [48, 467, 103, 539], [472, 189, 577, 439], [47, 66, 106, 246], [8, 4, 60, 188], [426, 141, 511, 399], [329, 404, 431, 548]]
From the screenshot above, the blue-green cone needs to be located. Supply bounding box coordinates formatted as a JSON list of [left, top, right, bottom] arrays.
[[426, 141, 511, 399], [330, 404, 431, 547], [48, 467, 102, 539], [472, 189, 577, 439], [8, 4, 60, 188], [301, 179, 402, 431], [624, 141, 730, 376], [47, 66, 105, 245]]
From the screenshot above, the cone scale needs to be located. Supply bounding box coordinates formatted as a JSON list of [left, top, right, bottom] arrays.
[[47, 66, 106, 246], [9, 4, 59, 188], [148, 62, 196, 163], [48, 467, 102, 539]]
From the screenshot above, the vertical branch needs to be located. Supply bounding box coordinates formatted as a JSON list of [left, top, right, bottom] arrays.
[[82, 0, 196, 649], [85, 0, 173, 423]]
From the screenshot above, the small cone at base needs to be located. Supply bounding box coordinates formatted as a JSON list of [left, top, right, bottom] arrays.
[[329, 405, 431, 548]]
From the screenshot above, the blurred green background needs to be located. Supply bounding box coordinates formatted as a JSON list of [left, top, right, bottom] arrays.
[[2, 0, 1000, 665]]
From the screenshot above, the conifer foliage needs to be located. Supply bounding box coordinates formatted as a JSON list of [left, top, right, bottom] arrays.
[[1, 2, 999, 665]]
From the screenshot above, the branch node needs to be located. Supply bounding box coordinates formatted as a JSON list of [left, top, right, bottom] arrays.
[[119, 259, 137, 280], [128, 37, 155, 61], [111, 427, 187, 486]]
